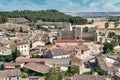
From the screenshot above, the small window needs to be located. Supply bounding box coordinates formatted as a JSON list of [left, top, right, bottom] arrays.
[[21, 46, 23, 48]]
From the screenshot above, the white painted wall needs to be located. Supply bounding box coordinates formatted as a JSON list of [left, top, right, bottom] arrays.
[[53, 55, 70, 59], [17, 44, 30, 56], [32, 41, 45, 48]]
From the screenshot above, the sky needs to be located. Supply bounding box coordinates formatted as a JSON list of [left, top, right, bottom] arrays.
[[0, 0, 120, 12]]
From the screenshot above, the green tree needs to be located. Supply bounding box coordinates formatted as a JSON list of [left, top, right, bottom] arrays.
[[22, 72, 28, 78], [68, 65, 80, 75], [0, 15, 8, 23], [19, 27, 23, 32], [114, 21, 119, 29], [103, 42, 114, 54], [1, 16, 8, 23], [12, 48, 21, 61], [83, 68, 105, 76], [36, 24, 43, 29], [0, 54, 13, 62], [11, 28, 16, 33], [113, 35, 120, 45], [105, 22, 109, 29], [58, 72, 63, 80], [83, 27, 88, 32], [45, 68, 58, 80], [0, 10, 87, 24]]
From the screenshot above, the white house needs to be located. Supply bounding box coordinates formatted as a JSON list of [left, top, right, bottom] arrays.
[[32, 40, 45, 48], [11, 41, 30, 56]]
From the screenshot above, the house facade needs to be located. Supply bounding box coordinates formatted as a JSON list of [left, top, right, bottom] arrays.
[[11, 42, 30, 56], [0, 69, 21, 80], [32, 40, 45, 48], [46, 48, 71, 59]]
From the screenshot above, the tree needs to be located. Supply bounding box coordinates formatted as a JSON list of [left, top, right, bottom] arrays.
[[83, 27, 88, 32], [36, 24, 43, 29], [19, 27, 23, 32], [67, 65, 80, 75], [114, 21, 119, 29], [0, 15, 8, 24], [105, 22, 109, 29], [103, 42, 114, 54], [113, 35, 120, 45], [11, 28, 16, 33], [45, 68, 58, 80], [83, 68, 105, 76], [0, 10, 88, 24], [1, 16, 8, 23], [0, 54, 13, 62], [12, 48, 21, 61], [22, 72, 28, 78]]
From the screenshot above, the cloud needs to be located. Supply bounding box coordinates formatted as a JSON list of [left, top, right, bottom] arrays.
[[0, 0, 120, 12]]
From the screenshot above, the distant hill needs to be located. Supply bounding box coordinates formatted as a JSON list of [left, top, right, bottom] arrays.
[[65, 12, 120, 18], [0, 10, 87, 25]]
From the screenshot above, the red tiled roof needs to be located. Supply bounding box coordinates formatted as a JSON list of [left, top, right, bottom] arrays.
[[12, 41, 29, 46], [24, 62, 49, 74], [0, 69, 21, 77], [15, 57, 46, 64], [54, 40, 77, 43], [76, 45, 90, 51]]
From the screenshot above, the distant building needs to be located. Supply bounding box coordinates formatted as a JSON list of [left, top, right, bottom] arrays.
[[62, 22, 72, 31], [46, 48, 71, 58], [62, 74, 106, 80], [95, 54, 114, 75], [0, 39, 13, 48], [0, 69, 21, 80], [24, 62, 49, 75], [0, 47, 11, 55], [32, 40, 45, 48], [73, 27, 83, 40], [58, 30, 74, 40], [15, 57, 46, 64], [54, 40, 78, 46], [57, 27, 97, 41], [11, 41, 30, 56]]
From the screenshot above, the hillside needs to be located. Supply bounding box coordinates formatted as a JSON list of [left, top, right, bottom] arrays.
[[66, 12, 120, 18], [0, 10, 87, 25]]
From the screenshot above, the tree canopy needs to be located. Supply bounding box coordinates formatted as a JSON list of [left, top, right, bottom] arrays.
[[12, 48, 21, 61], [105, 22, 109, 29], [114, 21, 119, 29], [103, 42, 114, 54], [0, 10, 87, 24], [0, 15, 8, 23]]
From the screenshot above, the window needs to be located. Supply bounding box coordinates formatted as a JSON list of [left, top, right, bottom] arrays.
[[21, 46, 23, 48], [24, 45, 26, 48], [9, 77, 11, 80], [17, 77, 19, 80]]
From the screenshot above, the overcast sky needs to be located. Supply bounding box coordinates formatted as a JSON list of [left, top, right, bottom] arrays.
[[0, 0, 120, 12]]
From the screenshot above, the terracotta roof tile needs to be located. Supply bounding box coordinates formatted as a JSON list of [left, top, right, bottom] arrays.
[[62, 74, 106, 80], [12, 41, 29, 46], [24, 62, 49, 74], [15, 57, 46, 63], [0, 69, 21, 77]]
